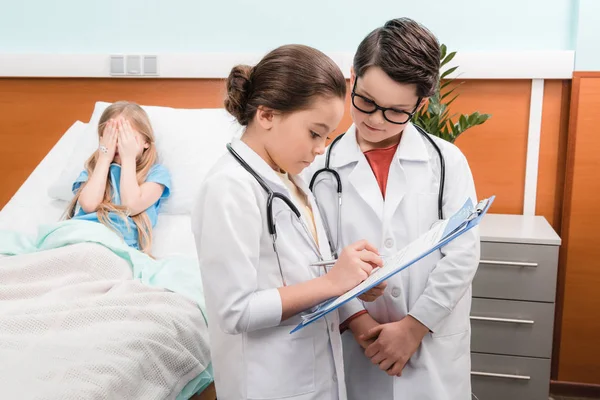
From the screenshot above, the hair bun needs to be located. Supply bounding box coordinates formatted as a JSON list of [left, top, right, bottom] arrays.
[[225, 65, 253, 125]]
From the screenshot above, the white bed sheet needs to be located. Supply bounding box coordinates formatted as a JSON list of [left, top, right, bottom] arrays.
[[0, 123, 210, 398], [0, 122, 198, 259]]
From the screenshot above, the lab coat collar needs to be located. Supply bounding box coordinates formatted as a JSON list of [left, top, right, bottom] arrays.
[[328, 122, 430, 168], [229, 139, 331, 259], [230, 138, 288, 193], [328, 125, 361, 169], [396, 122, 430, 162]]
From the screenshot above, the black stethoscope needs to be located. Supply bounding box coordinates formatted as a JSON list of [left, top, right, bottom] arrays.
[[226, 143, 327, 286], [307, 124, 446, 265], [310, 123, 446, 218], [226, 124, 446, 277]]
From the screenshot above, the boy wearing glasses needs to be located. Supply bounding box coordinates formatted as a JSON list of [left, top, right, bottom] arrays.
[[306, 18, 480, 400]]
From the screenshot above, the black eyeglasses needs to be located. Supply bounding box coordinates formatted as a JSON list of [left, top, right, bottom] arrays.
[[351, 79, 422, 125]]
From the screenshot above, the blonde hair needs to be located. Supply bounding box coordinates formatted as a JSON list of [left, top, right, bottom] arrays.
[[65, 101, 158, 255]]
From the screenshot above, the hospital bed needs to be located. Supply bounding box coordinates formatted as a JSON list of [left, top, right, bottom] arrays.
[[0, 102, 241, 400]]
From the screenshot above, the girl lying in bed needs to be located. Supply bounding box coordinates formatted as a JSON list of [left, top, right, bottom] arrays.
[[0, 102, 211, 399], [65, 101, 171, 254]]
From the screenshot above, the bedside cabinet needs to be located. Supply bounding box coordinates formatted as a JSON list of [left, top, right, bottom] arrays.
[[470, 214, 561, 400]]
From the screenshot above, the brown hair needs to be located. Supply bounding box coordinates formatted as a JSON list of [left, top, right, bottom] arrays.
[[65, 101, 157, 255], [225, 44, 347, 125], [353, 18, 440, 98]]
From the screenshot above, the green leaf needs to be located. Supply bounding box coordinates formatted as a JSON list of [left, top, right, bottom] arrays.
[[440, 66, 458, 80], [467, 112, 479, 125], [441, 51, 457, 68], [415, 45, 491, 142], [441, 86, 458, 101], [440, 108, 453, 124], [454, 122, 468, 140], [459, 114, 468, 131], [450, 123, 459, 136], [443, 125, 454, 143], [440, 81, 465, 97], [438, 110, 448, 121], [440, 80, 453, 91], [477, 114, 492, 124], [425, 114, 436, 131], [445, 94, 460, 108]]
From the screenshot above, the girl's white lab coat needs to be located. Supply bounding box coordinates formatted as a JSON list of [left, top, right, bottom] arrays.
[[306, 124, 480, 400], [191, 139, 347, 400]]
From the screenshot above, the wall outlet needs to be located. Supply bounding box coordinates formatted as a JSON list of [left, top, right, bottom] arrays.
[[109, 54, 159, 77], [110, 55, 125, 76], [143, 55, 159, 75], [126, 55, 142, 75]]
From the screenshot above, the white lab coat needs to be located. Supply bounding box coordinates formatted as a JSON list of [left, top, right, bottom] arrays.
[[306, 124, 480, 400], [191, 139, 347, 400]]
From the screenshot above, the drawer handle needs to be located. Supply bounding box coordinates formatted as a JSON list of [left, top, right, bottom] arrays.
[[480, 259, 538, 267], [470, 316, 534, 324], [471, 371, 531, 381]]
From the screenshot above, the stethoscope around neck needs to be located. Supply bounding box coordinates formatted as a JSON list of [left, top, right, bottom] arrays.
[[226, 143, 328, 286], [308, 124, 446, 263], [310, 124, 445, 216], [226, 123, 445, 283]]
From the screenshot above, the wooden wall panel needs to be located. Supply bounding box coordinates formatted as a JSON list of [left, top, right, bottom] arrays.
[[452, 80, 532, 214], [0, 78, 567, 223], [557, 73, 600, 384], [450, 79, 569, 230], [537, 80, 571, 231]]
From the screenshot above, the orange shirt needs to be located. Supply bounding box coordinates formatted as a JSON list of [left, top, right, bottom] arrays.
[[363, 143, 399, 198]]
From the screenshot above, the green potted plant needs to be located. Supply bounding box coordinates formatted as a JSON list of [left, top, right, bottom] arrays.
[[413, 45, 491, 143]]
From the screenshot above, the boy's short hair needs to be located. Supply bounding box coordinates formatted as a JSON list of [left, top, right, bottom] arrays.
[[353, 18, 441, 98]]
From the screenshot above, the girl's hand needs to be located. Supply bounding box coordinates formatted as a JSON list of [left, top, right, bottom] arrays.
[[99, 120, 118, 162], [117, 119, 142, 162], [324, 240, 383, 296]]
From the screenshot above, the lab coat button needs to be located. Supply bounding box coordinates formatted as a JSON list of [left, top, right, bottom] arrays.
[[384, 238, 394, 248], [391, 287, 401, 298]]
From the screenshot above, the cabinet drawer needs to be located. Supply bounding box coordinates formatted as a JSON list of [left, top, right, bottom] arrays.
[[470, 298, 554, 358], [473, 242, 558, 302], [471, 353, 550, 400]]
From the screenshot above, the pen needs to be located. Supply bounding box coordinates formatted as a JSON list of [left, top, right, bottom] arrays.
[[310, 259, 337, 267]]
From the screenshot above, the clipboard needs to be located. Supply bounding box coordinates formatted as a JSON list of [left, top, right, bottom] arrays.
[[291, 195, 495, 334]]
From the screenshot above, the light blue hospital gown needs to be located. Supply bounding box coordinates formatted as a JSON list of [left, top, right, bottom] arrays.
[[72, 163, 171, 249]]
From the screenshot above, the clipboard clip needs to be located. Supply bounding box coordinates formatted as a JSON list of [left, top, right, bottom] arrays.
[[467, 198, 490, 222]]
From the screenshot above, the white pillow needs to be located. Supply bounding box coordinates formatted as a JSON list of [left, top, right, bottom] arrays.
[[47, 120, 93, 202], [48, 101, 243, 215]]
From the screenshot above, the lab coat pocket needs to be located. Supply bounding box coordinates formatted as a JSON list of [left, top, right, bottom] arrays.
[[246, 325, 316, 399], [427, 330, 471, 386]]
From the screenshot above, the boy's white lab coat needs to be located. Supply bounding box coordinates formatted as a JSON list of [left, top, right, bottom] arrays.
[[192, 139, 346, 400], [306, 124, 480, 400]]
